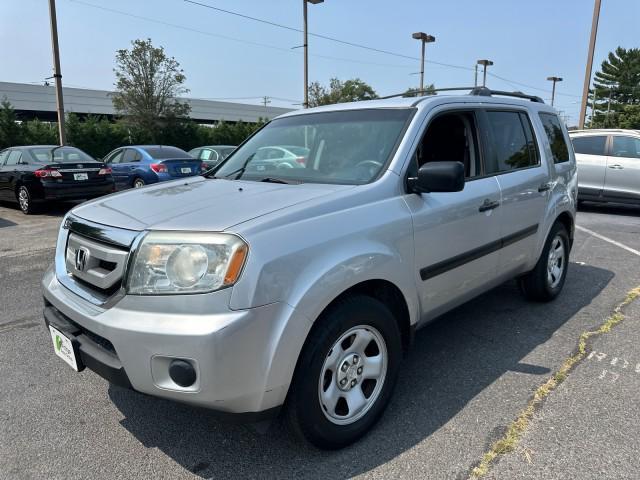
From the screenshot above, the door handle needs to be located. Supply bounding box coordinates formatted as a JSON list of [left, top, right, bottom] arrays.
[[608, 164, 624, 169], [479, 199, 500, 212], [538, 182, 552, 192]]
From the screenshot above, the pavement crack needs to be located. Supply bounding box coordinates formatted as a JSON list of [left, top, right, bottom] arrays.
[[0, 316, 41, 334], [467, 285, 640, 479]]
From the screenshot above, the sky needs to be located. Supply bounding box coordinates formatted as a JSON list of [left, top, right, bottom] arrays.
[[1, 0, 638, 124]]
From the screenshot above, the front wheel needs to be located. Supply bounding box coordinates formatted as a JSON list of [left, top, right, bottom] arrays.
[[519, 222, 570, 302], [286, 295, 402, 449]]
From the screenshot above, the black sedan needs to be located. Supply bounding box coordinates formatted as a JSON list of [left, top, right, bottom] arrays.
[[0, 145, 115, 214]]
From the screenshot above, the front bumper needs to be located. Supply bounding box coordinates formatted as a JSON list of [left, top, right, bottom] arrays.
[[41, 180, 115, 200], [42, 266, 311, 415]]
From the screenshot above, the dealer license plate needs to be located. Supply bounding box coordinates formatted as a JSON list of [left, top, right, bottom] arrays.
[[49, 326, 79, 371]]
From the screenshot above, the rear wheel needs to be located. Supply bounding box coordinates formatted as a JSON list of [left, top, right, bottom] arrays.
[[17, 186, 38, 215], [133, 178, 145, 188], [286, 295, 402, 449], [519, 222, 570, 302]]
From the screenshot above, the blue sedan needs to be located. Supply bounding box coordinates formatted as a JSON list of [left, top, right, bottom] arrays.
[[103, 145, 203, 190]]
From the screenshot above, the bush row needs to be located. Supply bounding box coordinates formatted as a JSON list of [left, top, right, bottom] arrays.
[[0, 101, 264, 159]]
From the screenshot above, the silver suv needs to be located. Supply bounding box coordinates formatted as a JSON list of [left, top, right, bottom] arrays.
[[569, 129, 640, 206], [42, 88, 577, 449]]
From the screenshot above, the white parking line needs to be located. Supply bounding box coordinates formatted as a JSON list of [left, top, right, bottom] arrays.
[[576, 225, 640, 257]]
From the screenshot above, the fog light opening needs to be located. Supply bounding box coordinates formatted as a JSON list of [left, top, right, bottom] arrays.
[[168, 359, 197, 388]]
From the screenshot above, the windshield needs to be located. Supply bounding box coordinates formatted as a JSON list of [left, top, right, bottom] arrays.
[[29, 146, 96, 163], [142, 146, 191, 159], [213, 108, 414, 185]]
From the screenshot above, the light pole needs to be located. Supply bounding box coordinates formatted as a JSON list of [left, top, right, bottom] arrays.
[[477, 59, 493, 88], [411, 32, 435, 95], [303, 0, 323, 108], [48, 0, 65, 145], [579, 0, 602, 129], [547, 76, 563, 106]]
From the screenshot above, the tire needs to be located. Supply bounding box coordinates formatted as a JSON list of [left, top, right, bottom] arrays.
[[518, 222, 570, 302], [286, 295, 402, 449], [16, 186, 38, 215], [133, 178, 145, 188]]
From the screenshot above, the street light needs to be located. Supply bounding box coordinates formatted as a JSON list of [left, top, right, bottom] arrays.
[[303, 0, 323, 108], [412, 32, 435, 95], [477, 59, 493, 88], [547, 76, 563, 107]]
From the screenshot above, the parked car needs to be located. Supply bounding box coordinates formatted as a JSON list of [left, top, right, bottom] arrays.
[[42, 88, 577, 449], [569, 129, 640, 206], [0, 145, 114, 214], [251, 145, 310, 170], [188, 145, 236, 170], [103, 145, 203, 190]]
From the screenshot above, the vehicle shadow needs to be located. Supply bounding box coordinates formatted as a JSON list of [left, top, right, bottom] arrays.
[[0, 200, 80, 217], [109, 263, 613, 479], [578, 202, 640, 217]]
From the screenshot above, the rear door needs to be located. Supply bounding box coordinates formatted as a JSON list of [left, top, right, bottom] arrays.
[[571, 134, 608, 199], [604, 135, 640, 202], [120, 148, 143, 184], [480, 109, 550, 277]]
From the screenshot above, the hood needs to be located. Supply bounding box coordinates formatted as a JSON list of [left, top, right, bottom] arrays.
[[71, 176, 349, 232]]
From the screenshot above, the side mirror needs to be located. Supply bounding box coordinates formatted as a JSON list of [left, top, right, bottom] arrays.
[[409, 161, 465, 194]]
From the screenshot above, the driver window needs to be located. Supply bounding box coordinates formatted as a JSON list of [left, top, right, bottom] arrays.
[[409, 111, 481, 179]]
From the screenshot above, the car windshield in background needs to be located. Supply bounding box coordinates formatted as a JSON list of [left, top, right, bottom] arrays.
[[29, 147, 96, 163], [143, 147, 191, 159], [213, 108, 414, 185]]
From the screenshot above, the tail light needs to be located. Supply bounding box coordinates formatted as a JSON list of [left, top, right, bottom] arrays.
[[34, 168, 62, 178], [200, 162, 208, 172], [295, 157, 306, 165], [150, 163, 168, 173], [98, 167, 112, 175]]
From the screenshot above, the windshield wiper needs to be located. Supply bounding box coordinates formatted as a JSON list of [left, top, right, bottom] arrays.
[[259, 177, 300, 184], [220, 153, 255, 180]]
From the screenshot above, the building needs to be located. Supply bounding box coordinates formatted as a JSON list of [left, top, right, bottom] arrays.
[[0, 81, 293, 124]]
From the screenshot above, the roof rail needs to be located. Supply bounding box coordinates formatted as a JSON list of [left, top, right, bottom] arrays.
[[379, 86, 545, 104], [379, 87, 476, 100], [468, 86, 544, 103]]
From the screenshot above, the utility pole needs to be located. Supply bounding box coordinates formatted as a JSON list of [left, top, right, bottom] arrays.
[[262, 96, 271, 108], [412, 32, 435, 95], [578, 0, 602, 129], [474, 64, 478, 87], [303, 0, 324, 108], [48, 0, 66, 145], [477, 60, 493, 88], [546, 76, 563, 107]]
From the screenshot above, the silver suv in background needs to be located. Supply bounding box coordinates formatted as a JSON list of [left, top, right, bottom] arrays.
[[570, 129, 640, 206], [42, 87, 577, 449]]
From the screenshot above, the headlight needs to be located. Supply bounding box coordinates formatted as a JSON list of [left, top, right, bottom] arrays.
[[127, 232, 248, 295]]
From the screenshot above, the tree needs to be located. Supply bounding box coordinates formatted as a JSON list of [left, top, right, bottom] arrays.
[[0, 99, 23, 149], [617, 104, 640, 129], [308, 78, 378, 107], [403, 84, 436, 97], [112, 38, 190, 142], [590, 47, 640, 128]]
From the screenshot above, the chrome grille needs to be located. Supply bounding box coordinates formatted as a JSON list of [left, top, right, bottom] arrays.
[[55, 215, 140, 306], [65, 233, 128, 290]]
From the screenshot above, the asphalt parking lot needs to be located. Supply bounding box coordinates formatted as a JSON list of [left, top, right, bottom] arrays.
[[1, 201, 639, 479]]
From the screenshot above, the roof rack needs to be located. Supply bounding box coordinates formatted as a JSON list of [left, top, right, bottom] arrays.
[[379, 86, 545, 103], [379, 87, 476, 100], [468, 86, 544, 103]]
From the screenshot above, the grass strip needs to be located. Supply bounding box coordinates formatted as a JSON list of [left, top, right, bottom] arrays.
[[470, 286, 640, 478]]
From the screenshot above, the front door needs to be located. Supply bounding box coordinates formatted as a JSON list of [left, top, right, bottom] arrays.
[[105, 149, 126, 188], [404, 107, 503, 321]]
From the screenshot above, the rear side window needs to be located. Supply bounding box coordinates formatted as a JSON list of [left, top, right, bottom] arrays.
[[539, 113, 570, 163], [571, 136, 606, 156], [6, 150, 22, 166], [611, 136, 640, 159], [485, 111, 539, 173]]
